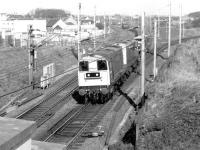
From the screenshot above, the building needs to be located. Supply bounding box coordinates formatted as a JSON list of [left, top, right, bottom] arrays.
[[52, 19, 68, 33], [46, 19, 59, 31], [64, 16, 77, 25], [82, 16, 93, 25], [0, 13, 8, 21], [46, 16, 104, 42], [0, 19, 46, 47]]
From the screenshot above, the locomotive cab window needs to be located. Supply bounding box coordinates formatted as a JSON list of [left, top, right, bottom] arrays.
[[97, 60, 107, 70], [79, 61, 89, 71]]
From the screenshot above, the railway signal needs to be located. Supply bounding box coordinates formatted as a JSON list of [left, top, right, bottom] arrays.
[[28, 25, 35, 89]]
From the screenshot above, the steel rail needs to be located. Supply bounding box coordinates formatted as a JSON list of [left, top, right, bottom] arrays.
[[15, 75, 78, 127]]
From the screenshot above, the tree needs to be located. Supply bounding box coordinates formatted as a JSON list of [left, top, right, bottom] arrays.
[[96, 23, 104, 30], [191, 18, 200, 28], [188, 11, 200, 28], [188, 11, 200, 18], [28, 8, 70, 19]]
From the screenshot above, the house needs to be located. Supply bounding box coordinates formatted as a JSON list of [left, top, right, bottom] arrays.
[[52, 19, 68, 33], [0, 19, 46, 47], [46, 19, 59, 31], [13, 20, 46, 33], [8, 14, 24, 20], [11, 20, 46, 41], [47, 19, 70, 33], [64, 16, 77, 25], [82, 16, 93, 25], [0, 20, 14, 39], [0, 13, 8, 21]]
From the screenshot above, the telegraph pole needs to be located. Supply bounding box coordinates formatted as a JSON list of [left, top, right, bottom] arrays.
[[78, 2, 81, 61], [104, 12, 106, 38], [93, 5, 96, 49], [13, 35, 15, 47], [109, 15, 111, 33], [154, 19, 157, 78], [121, 16, 123, 28], [168, 0, 171, 57], [149, 15, 152, 35], [135, 12, 145, 150], [141, 12, 145, 99], [179, 4, 182, 44], [158, 14, 160, 38], [183, 19, 185, 38]]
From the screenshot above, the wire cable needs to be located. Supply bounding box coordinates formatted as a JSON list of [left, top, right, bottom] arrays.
[[0, 67, 78, 99]]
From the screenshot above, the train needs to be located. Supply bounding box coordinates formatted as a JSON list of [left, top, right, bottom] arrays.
[[72, 38, 141, 104]]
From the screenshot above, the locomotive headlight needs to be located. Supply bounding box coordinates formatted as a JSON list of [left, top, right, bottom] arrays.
[[86, 73, 100, 78]]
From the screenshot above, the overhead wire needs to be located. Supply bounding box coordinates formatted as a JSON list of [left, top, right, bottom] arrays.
[[0, 66, 78, 99], [0, 31, 75, 80], [0, 35, 118, 98], [0, 51, 74, 81]]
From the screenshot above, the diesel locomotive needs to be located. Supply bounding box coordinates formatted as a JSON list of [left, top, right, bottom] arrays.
[[72, 39, 141, 104]]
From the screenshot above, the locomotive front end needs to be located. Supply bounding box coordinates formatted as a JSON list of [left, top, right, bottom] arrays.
[[77, 55, 111, 103]]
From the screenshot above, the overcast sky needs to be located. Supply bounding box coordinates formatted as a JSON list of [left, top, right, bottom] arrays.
[[1, 0, 200, 16]]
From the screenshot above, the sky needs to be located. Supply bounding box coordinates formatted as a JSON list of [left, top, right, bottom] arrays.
[[1, 0, 200, 16]]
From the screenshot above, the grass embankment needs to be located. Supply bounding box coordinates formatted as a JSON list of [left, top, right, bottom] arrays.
[[137, 39, 200, 150], [0, 46, 77, 108], [108, 39, 200, 150]]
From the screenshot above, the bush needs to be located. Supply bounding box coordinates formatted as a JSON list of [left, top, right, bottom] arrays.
[[96, 23, 104, 30]]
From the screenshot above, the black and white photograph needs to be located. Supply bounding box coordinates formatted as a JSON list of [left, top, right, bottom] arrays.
[[0, 0, 200, 150]]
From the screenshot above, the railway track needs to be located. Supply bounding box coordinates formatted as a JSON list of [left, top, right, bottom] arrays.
[[10, 34, 198, 149], [42, 99, 116, 149], [14, 35, 200, 119], [16, 74, 78, 127]]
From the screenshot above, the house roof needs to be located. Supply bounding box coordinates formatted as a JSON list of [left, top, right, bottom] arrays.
[[47, 19, 59, 27], [66, 22, 74, 25], [82, 20, 94, 24], [54, 25, 62, 30], [64, 16, 77, 25]]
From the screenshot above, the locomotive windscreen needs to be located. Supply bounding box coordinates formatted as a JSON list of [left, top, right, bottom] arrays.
[[97, 60, 107, 70], [79, 61, 89, 71]]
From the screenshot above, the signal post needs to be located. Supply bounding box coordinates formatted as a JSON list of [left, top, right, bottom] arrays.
[[28, 25, 35, 89]]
